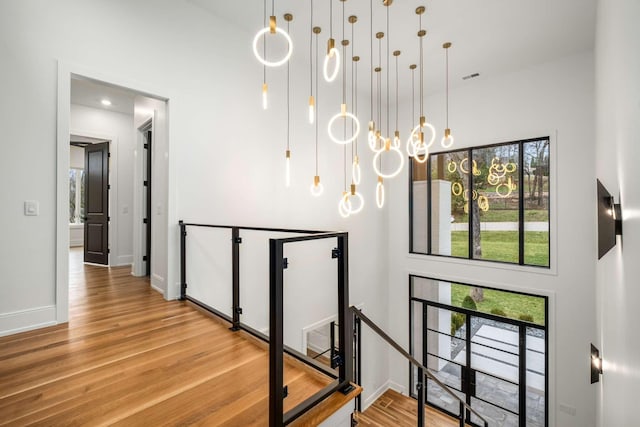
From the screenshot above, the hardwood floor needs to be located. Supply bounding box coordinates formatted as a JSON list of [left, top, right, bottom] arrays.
[[0, 248, 333, 426], [356, 389, 467, 427]]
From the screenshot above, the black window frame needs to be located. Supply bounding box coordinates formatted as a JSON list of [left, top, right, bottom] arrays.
[[409, 136, 551, 268]]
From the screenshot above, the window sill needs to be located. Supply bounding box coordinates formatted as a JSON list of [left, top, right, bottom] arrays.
[[69, 223, 84, 229], [406, 252, 557, 276]]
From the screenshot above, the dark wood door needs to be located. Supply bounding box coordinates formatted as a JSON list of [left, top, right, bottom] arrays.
[[84, 142, 109, 264]]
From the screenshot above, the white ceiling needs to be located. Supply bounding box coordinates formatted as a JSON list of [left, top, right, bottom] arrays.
[[192, 0, 596, 95], [71, 77, 136, 115]]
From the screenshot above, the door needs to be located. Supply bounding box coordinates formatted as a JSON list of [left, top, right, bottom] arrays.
[[84, 142, 109, 264], [415, 303, 546, 427]]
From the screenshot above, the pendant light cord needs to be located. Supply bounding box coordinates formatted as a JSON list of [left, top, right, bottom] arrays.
[[263, 0, 266, 85], [419, 13, 423, 119], [287, 19, 291, 151], [315, 32, 319, 175], [395, 54, 399, 132], [369, 0, 373, 120], [445, 46, 449, 129], [386, 3, 390, 137], [310, 0, 313, 100]]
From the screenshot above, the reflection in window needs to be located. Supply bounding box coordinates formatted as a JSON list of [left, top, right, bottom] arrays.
[[69, 168, 85, 224], [410, 137, 550, 268]]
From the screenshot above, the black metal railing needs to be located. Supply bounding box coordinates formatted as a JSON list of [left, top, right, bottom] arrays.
[[178, 221, 354, 426], [351, 306, 489, 427]]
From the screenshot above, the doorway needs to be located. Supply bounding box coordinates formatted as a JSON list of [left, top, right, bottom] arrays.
[[410, 276, 548, 427], [56, 64, 171, 324]]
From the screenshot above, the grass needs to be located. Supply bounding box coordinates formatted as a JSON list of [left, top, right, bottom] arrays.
[[450, 283, 546, 326], [450, 231, 549, 267], [454, 209, 548, 223]]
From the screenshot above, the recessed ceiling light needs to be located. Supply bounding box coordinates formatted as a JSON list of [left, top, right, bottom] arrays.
[[101, 99, 112, 106]]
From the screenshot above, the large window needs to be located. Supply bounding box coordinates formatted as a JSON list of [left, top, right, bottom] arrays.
[[410, 138, 550, 267], [69, 168, 85, 224]]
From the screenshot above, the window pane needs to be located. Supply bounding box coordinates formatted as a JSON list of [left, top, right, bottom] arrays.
[[431, 151, 468, 257], [472, 145, 520, 263], [527, 327, 546, 427], [79, 169, 86, 224], [523, 140, 550, 267], [411, 158, 429, 253], [69, 169, 77, 223]]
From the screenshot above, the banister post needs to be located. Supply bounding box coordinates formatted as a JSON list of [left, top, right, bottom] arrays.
[[179, 221, 187, 300], [269, 238, 285, 427], [230, 227, 241, 331], [337, 234, 353, 386], [417, 369, 425, 427]]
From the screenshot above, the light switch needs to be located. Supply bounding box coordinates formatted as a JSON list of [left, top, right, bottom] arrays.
[[24, 200, 39, 216]]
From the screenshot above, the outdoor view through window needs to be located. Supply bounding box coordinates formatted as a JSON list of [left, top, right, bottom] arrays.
[[410, 137, 550, 267]]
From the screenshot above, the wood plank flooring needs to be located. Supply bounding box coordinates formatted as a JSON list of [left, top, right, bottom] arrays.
[[0, 248, 332, 426], [356, 389, 468, 427]]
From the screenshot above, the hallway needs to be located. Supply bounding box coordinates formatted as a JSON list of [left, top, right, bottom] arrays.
[[0, 249, 332, 425]]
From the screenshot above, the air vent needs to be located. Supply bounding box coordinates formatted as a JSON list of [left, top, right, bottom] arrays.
[[462, 73, 480, 80]]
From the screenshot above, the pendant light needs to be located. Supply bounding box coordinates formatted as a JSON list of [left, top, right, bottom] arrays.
[[441, 42, 454, 148], [252, 0, 293, 68], [308, 0, 315, 124], [440, 42, 453, 148], [351, 16, 362, 186], [327, 1, 360, 145], [367, 0, 376, 147], [349, 19, 364, 215], [310, 26, 324, 197], [323, 0, 340, 82], [369, 33, 385, 154], [372, 2, 404, 179], [284, 13, 293, 187], [407, 6, 435, 164], [406, 63, 418, 156]]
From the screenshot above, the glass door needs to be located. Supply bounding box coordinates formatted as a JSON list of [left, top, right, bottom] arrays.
[[466, 315, 521, 427]]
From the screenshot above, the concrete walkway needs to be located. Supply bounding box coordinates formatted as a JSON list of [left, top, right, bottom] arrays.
[[451, 222, 548, 232]]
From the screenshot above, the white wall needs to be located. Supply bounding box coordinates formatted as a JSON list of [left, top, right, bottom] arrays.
[[386, 51, 597, 426], [594, 0, 640, 425], [70, 103, 135, 266], [0, 0, 390, 405], [70, 145, 84, 169]]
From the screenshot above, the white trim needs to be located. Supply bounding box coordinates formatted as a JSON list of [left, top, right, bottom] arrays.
[[150, 283, 166, 297], [132, 118, 153, 277], [115, 255, 133, 266], [363, 380, 390, 411], [388, 380, 407, 395], [0, 306, 57, 337], [57, 60, 173, 326]]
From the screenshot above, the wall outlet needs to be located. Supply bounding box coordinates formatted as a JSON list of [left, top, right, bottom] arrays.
[[24, 200, 39, 216]]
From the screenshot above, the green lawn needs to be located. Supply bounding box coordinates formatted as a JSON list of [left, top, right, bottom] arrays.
[[451, 231, 549, 267], [450, 283, 546, 326]]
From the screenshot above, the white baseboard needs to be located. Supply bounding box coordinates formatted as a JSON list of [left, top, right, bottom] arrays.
[[113, 254, 133, 266], [150, 283, 165, 297], [363, 380, 391, 411], [388, 380, 407, 395], [0, 305, 57, 337]]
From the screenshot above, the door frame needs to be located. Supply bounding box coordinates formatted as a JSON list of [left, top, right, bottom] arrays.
[[132, 119, 153, 277], [409, 276, 549, 427], [56, 61, 173, 324]]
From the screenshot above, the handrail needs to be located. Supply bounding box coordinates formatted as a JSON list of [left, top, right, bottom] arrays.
[[350, 306, 489, 427]]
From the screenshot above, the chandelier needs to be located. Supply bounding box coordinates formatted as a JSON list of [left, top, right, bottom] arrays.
[[251, 1, 456, 217]]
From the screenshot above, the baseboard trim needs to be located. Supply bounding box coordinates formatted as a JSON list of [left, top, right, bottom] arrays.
[[114, 255, 133, 266], [388, 380, 407, 395], [0, 305, 57, 337], [363, 380, 391, 411], [150, 283, 165, 297]]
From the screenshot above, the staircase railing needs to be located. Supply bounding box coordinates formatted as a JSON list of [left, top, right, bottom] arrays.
[[350, 306, 489, 427]]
